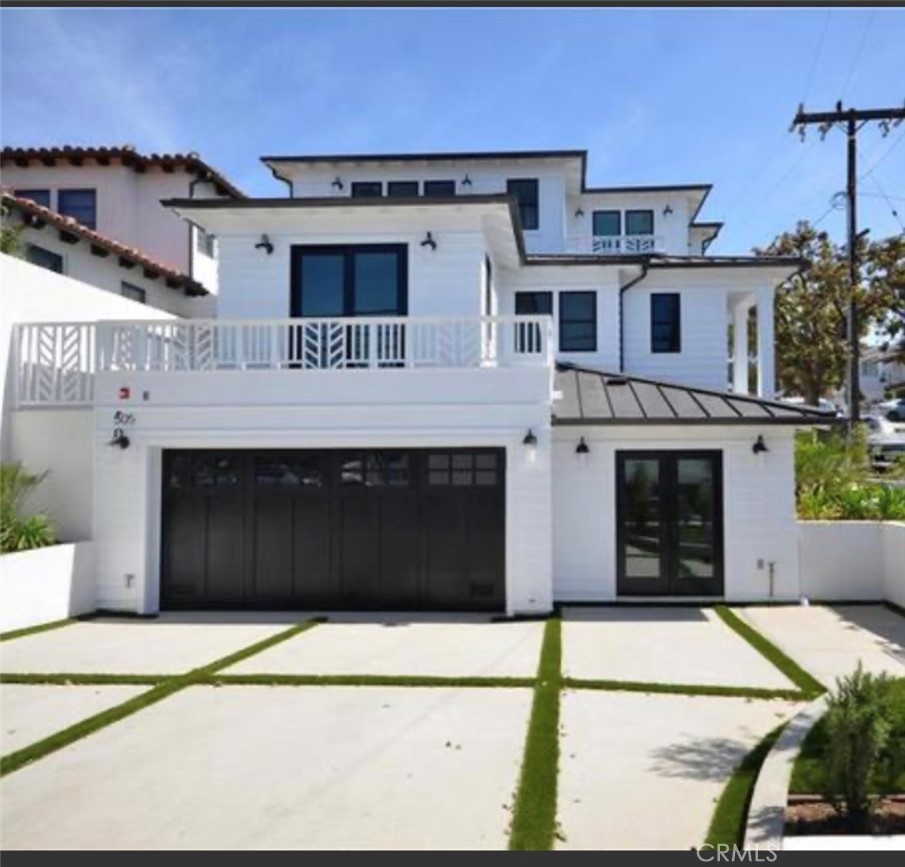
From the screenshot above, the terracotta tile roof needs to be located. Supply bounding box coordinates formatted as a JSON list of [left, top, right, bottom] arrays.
[[2, 191, 207, 296], [1, 145, 243, 199]]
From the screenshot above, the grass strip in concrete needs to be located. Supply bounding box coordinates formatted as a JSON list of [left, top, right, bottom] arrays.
[[0, 618, 78, 643], [562, 677, 805, 702], [0, 617, 322, 777], [714, 606, 825, 699], [508, 616, 561, 851], [704, 723, 786, 848], [0, 673, 168, 687], [206, 673, 535, 688]]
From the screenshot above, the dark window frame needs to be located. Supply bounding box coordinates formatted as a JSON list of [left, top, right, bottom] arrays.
[[514, 291, 553, 316], [506, 178, 540, 231], [14, 189, 51, 208], [559, 291, 597, 353], [626, 209, 654, 236], [26, 243, 64, 274], [121, 282, 147, 304], [387, 181, 419, 198], [651, 292, 681, 353], [423, 180, 456, 198], [290, 243, 409, 319], [195, 227, 216, 258], [592, 209, 621, 237], [57, 188, 97, 229], [350, 181, 383, 198]]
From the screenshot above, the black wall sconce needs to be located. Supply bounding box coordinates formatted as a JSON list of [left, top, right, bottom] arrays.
[[752, 435, 768, 455], [109, 428, 130, 449], [420, 231, 437, 251], [331, 176, 344, 191], [461, 174, 472, 187], [576, 437, 590, 455], [574, 207, 585, 218], [663, 204, 674, 216], [523, 429, 538, 447], [254, 234, 274, 255]]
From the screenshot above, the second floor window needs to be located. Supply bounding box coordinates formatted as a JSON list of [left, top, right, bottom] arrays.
[[58, 189, 97, 229], [592, 210, 621, 237], [423, 180, 456, 198], [351, 182, 383, 198], [560, 291, 597, 352], [196, 228, 217, 258], [626, 210, 654, 236], [14, 189, 51, 208], [26, 244, 64, 274], [121, 282, 147, 304], [507, 179, 539, 230], [651, 293, 681, 353], [387, 181, 419, 198]]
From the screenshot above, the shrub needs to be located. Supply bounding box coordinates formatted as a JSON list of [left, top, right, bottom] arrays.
[[821, 666, 905, 831], [0, 463, 57, 553]]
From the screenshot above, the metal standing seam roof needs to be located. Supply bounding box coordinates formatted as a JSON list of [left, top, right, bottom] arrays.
[[553, 363, 838, 426]]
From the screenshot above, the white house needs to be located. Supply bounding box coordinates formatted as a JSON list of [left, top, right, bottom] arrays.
[[6, 148, 833, 616], [1, 144, 243, 304]]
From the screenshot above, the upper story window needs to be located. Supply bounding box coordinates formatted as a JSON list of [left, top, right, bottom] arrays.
[[121, 282, 147, 304], [626, 209, 654, 236], [58, 189, 97, 229], [351, 181, 383, 198], [196, 228, 217, 258], [14, 189, 50, 208], [651, 293, 681, 353], [514, 291, 553, 316], [26, 243, 64, 274], [507, 179, 539, 231], [423, 180, 455, 198], [592, 210, 621, 237], [387, 181, 419, 198], [560, 291, 597, 352]]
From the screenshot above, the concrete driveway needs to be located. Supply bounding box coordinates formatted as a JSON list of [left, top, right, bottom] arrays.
[[1, 604, 899, 850]]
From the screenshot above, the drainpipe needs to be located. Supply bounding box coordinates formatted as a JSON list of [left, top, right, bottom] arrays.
[[618, 263, 649, 372], [268, 166, 294, 198]]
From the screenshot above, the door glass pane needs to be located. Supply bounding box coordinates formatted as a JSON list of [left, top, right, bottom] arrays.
[[592, 210, 620, 236], [300, 255, 345, 317], [626, 210, 654, 235], [676, 458, 716, 580], [353, 252, 400, 315], [623, 459, 662, 579]]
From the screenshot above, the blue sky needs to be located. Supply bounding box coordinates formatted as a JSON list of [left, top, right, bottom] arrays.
[[2, 7, 903, 253]]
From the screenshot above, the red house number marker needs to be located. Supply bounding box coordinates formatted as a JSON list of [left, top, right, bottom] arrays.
[[119, 387, 130, 400]]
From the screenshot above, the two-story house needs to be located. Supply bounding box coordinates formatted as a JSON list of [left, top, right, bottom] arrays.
[[1, 145, 243, 313], [9, 148, 832, 617]]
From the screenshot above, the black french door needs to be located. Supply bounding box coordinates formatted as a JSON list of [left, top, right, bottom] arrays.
[[616, 451, 724, 597]]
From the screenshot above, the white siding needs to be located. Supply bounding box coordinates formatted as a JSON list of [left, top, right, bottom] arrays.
[[552, 425, 800, 602]]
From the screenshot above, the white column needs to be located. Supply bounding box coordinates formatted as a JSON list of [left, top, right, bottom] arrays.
[[756, 287, 776, 399], [732, 301, 750, 393]]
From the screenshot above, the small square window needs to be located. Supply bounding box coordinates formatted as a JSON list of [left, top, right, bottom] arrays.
[[26, 244, 63, 274], [507, 178, 539, 230], [121, 282, 146, 304], [592, 210, 620, 237], [340, 456, 364, 486], [58, 189, 96, 229], [196, 228, 216, 258], [351, 182, 383, 198], [14, 189, 50, 208], [626, 210, 654, 236], [387, 181, 419, 198], [423, 180, 455, 198]]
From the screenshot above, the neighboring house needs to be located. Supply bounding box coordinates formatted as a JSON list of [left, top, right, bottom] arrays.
[[1, 144, 244, 301], [860, 345, 905, 403], [7, 147, 832, 617]]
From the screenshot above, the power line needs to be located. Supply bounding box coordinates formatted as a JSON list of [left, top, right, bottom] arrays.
[[839, 9, 875, 97], [868, 174, 905, 232], [802, 9, 833, 102]]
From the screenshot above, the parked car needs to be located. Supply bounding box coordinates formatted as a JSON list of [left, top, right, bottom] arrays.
[[877, 397, 905, 421], [866, 415, 905, 473], [776, 395, 844, 417]]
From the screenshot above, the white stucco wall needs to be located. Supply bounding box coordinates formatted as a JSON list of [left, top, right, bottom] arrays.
[[552, 425, 800, 602], [0, 543, 96, 632]]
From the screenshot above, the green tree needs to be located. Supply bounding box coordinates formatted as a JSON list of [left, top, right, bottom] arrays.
[[1, 204, 24, 256], [756, 223, 903, 405]]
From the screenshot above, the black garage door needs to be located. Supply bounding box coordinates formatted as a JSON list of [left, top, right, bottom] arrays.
[[161, 449, 505, 611]]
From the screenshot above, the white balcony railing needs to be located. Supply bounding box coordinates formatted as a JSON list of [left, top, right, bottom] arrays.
[[566, 234, 664, 255], [13, 315, 554, 407]]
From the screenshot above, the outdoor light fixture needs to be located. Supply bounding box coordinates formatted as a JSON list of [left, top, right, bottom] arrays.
[[331, 176, 344, 190], [752, 435, 769, 455], [663, 204, 674, 216], [109, 428, 130, 450], [461, 174, 473, 187], [254, 234, 274, 255], [576, 437, 590, 455], [523, 429, 538, 447], [420, 232, 437, 251], [574, 207, 585, 218]]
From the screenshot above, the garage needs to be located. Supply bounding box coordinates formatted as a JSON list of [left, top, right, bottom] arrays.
[[161, 448, 505, 611]]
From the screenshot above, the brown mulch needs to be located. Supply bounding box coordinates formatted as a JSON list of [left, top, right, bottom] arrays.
[[785, 797, 905, 836]]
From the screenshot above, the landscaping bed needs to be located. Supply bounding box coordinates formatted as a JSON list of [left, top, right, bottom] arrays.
[[786, 796, 905, 836]]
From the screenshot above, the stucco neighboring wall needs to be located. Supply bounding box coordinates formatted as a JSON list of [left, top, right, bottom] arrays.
[[552, 424, 800, 602]]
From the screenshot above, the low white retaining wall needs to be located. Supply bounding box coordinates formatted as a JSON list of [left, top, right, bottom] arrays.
[[0, 542, 96, 632], [798, 521, 905, 603]]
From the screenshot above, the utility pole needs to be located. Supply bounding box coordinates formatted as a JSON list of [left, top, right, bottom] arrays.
[[791, 102, 905, 430]]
